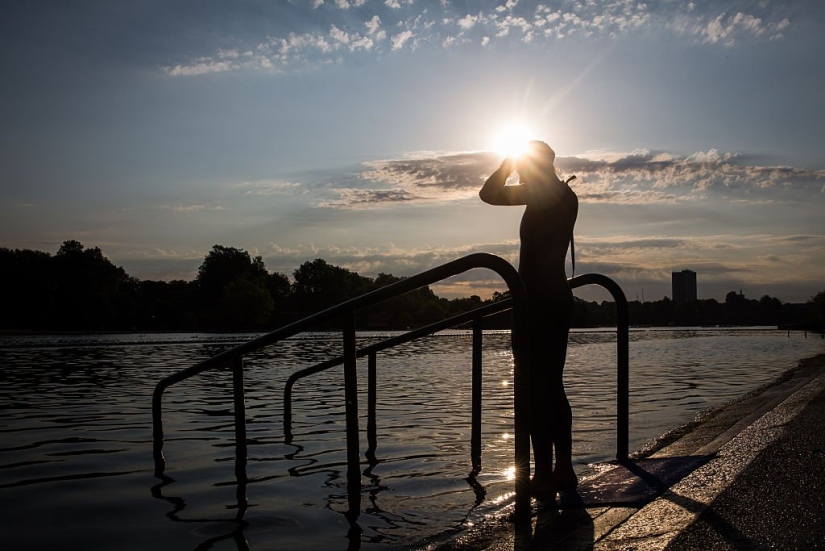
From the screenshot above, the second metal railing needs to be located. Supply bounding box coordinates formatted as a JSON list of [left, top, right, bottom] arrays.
[[283, 272, 630, 469]]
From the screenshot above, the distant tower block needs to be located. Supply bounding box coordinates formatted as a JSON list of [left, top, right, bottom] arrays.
[[672, 269, 697, 303]]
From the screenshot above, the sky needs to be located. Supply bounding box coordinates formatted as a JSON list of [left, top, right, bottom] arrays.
[[1, 0, 824, 304]]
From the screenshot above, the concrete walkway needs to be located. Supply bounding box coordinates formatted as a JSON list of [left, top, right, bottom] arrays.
[[434, 353, 825, 551]]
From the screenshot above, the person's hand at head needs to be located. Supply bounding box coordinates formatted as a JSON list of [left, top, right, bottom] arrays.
[[500, 156, 516, 175]]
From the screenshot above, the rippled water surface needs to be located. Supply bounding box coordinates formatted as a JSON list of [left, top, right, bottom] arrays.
[[0, 328, 822, 550]]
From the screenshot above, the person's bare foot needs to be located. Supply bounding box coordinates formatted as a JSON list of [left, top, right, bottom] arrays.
[[530, 469, 556, 498]]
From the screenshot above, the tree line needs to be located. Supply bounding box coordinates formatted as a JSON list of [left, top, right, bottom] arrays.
[[1, 240, 822, 332]]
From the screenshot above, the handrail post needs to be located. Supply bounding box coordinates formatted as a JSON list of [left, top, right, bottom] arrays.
[[232, 357, 248, 487], [283, 379, 293, 443], [511, 299, 531, 518], [343, 312, 361, 517], [152, 383, 167, 476], [366, 351, 378, 463], [615, 294, 629, 461], [471, 316, 483, 471]]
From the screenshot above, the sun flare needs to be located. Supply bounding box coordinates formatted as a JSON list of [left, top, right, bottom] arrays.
[[491, 124, 535, 159]]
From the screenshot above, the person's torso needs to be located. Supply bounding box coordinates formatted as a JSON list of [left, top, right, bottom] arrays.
[[518, 184, 578, 300]]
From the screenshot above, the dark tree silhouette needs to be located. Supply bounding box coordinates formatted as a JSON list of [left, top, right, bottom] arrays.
[[0, 241, 819, 332], [197, 246, 268, 300], [805, 290, 825, 331], [196, 245, 276, 328], [51, 241, 129, 329], [292, 258, 371, 313], [0, 247, 52, 329]]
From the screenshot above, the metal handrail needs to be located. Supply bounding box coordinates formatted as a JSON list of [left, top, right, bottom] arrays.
[[152, 252, 533, 516], [151, 255, 630, 521], [568, 273, 630, 460]]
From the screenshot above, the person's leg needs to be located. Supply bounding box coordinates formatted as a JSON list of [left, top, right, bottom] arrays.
[[528, 298, 576, 494], [548, 324, 577, 490], [529, 333, 555, 495]]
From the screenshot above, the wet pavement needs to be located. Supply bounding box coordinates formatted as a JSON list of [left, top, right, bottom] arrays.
[[666, 361, 825, 551], [434, 353, 825, 551]]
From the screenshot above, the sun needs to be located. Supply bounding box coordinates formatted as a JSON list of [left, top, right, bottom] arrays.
[[491, 123, 535, 159]]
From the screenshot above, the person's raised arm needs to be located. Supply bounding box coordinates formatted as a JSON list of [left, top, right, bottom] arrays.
[[479, 157, 528, 206]]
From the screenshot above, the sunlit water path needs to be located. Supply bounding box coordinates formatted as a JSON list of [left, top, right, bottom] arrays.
[[0, 328, 822, 550]]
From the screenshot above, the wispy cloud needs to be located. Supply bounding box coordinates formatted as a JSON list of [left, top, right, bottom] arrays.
[[231, 180, 305, 196], [318, 148, 825, 208], [159, 204, 225, 213], [695, 11, 789, 46], [164, 49, 277, 76], [318, 151, 499, 208], [162, 1, 794, 76]]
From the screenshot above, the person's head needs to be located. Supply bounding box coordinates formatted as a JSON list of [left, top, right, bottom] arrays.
[[515, 141, 557, 183]]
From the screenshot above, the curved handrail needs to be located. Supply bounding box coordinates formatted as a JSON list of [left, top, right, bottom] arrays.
[[152, 253, 525, 436], [152, 252, 533, 516], [283, 273, 631, 461], [569, 273, 630, 460]]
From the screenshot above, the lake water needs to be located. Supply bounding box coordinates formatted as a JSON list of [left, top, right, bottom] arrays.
[[1, 328, 822, 550]]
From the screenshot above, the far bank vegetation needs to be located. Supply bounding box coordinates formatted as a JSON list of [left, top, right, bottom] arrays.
[[1, 241, 822, 333]]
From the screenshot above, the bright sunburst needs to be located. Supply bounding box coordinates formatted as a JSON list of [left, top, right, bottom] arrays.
[[491, 123, 535, 159]]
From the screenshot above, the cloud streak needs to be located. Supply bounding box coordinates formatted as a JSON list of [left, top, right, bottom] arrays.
[[318, 148, 825, 208], [162, 1, 794, 76], [231, 180, 305, 196], [160, 204, 225, 213]]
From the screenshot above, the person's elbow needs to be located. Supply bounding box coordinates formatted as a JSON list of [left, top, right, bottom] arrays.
[[479, 188, 497, 205]]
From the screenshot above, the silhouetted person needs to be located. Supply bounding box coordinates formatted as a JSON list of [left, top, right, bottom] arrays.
[[479, 140, 578, 496]]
